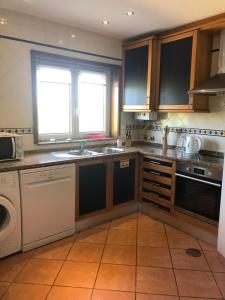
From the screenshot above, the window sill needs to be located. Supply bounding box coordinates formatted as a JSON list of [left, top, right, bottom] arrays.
[[37, 137, 116, 145]]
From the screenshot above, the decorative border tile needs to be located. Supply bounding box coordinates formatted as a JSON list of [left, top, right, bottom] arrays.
[[0, 128, 33, 134], [150, 125, 225, 137]]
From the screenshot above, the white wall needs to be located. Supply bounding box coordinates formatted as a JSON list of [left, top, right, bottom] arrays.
[[0, 9, 122, 150]]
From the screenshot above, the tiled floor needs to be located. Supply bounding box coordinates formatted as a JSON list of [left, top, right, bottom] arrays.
[[0, 212, 225, 299]]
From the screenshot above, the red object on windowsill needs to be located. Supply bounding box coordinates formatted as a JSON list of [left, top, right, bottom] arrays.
[[86, 134, 106, 140]]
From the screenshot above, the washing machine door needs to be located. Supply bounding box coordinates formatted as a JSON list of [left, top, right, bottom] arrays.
[[0, 196, 17, 242]]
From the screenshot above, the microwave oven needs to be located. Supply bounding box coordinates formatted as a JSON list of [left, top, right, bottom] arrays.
[[0, 132, 24, 161]]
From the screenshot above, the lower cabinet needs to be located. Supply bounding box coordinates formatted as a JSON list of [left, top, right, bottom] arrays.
[[77, 159, 107, 218], [141, 155, 176, 214], [76, 154, 139, 220], [113, 156, 137, 205]]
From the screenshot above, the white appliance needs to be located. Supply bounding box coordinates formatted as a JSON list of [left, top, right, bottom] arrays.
[[0, 132, 23, 161], [185, 135, 201, 154], [20, 164, 75, 251], [0, 171, 21, 258]]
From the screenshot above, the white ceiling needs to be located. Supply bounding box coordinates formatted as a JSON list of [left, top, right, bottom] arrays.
[[1, 0, 225, 39]]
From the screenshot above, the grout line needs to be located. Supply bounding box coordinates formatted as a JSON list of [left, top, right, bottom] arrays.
[[90, 221, 111, 299], [0, 252, 34, 299], [164, 225, 179, 297], [200, 243, 224, 299], [44, 232, 78, 300]]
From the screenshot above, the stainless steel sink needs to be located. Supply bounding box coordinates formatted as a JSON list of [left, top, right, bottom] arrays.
[[52, 147, 125, 158], [51, 149, 99, 158], [89, 147, 125, 154]]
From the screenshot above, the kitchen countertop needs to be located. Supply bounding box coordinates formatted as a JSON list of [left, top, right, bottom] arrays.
[[0, 144, 223, 173]]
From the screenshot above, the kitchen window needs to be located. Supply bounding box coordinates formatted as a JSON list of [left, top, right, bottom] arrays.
[[32, 51, 119, 144]]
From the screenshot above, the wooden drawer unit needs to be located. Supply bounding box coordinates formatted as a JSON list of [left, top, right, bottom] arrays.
[[141, 156, 176, 214]]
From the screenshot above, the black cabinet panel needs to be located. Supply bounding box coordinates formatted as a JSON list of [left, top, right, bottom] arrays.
[[79, 163, 106, 216], [113, 159, 135, 205], [124, 46, 148, 106], [159, 37, 192, 106]]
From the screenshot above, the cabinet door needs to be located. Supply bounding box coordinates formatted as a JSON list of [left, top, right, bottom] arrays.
[[113, 158, 136, 205], [123, 40, 156, 112], [79, 162, 106, 216], [158, 35, 193, 108]]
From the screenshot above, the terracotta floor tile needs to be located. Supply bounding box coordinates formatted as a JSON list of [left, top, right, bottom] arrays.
[[67, 243, 104, 262], [33, 237, 74, 260], [102, 245, 136, 265], [47, 286, 92, 300], [204, 251, 225, 272], [137, 247, 172, 268], [95, 264, 136, 292], [2, 283, 50, 300], [198, 239, 217, 251], [174, 269, 222, 298], [15, 258, 63, 285], [92, 289, 135, 300], [138, 217, 165, 233], [136, 294, 179, 300], [214, 272, 225, 297], [136, 266, 177, 295], [55, 261, 98, 288], [167, 233, 200, 250], [76, 229, 108, 244], [170, 249, 209, 271], [111, 218, 137, 231], [164, 224, 184, 234], [107, 229, 137, 245], [137, 231, 168, 247], [0, 282, 9, 298], [0, 252, 32, 282]]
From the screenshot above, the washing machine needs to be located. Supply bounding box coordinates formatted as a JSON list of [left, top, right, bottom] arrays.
[[0, 171, 21, 258]]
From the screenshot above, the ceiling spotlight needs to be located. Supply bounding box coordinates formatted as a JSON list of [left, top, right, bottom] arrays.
[[0, 17, 7, 25], [102, 20, 109, 25], [71, 34, 76, 38], [126, 11, 134, 16]]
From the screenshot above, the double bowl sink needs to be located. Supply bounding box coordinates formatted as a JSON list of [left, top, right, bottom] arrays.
[[52, 147, 125, 158]]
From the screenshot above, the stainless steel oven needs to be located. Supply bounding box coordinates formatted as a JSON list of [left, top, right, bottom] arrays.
[[175, 161, 222, 225]]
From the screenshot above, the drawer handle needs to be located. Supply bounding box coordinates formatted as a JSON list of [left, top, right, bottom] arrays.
[[150, 182, 160, 186], [146, 191, 160, 199], [149, 160, 160, 165], [150, 171, 161, 176]]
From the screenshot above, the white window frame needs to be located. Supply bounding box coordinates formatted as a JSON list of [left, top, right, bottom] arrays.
[[32, 51, 114, 144]]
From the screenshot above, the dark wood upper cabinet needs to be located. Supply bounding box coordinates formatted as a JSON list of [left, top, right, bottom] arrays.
[[122, 38, 157, 112], [156, 30, 212, 112]]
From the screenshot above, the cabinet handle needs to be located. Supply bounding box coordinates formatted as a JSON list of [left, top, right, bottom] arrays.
[[150, 182, 160, 186], [149, 160, 160, 165], [150, 171, 161, 176]]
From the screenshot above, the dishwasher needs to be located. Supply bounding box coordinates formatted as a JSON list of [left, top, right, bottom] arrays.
[[19, 164, 75, 251]]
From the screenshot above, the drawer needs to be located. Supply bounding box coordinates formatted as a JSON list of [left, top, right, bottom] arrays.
[[142, 191, 171, 208], [142, 161, 172, 174], [142, 180, 171, 197], [142, 170, 172, 185]]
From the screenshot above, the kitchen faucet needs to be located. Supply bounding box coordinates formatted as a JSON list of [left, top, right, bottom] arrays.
[[80, 140, 86, 152]]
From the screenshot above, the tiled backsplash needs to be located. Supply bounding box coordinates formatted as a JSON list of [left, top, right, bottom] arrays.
[[150, 125, 225, 137], [0, 128, 33, 134]]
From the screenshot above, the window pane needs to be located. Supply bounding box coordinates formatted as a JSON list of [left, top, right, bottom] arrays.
[[78, 71, 107, 133], [37, 66, 72, 135]]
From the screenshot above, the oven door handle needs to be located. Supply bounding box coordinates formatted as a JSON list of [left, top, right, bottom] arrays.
[[175, 172, 221, 187]]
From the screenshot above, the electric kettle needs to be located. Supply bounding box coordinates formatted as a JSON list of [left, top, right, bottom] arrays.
[[185, 135, 201, 154]]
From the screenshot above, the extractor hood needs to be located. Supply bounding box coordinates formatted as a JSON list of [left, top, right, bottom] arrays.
[[189, 29, 225, 96]]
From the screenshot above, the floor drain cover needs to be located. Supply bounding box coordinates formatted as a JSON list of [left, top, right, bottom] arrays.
[[186, 248, 202, 257]]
